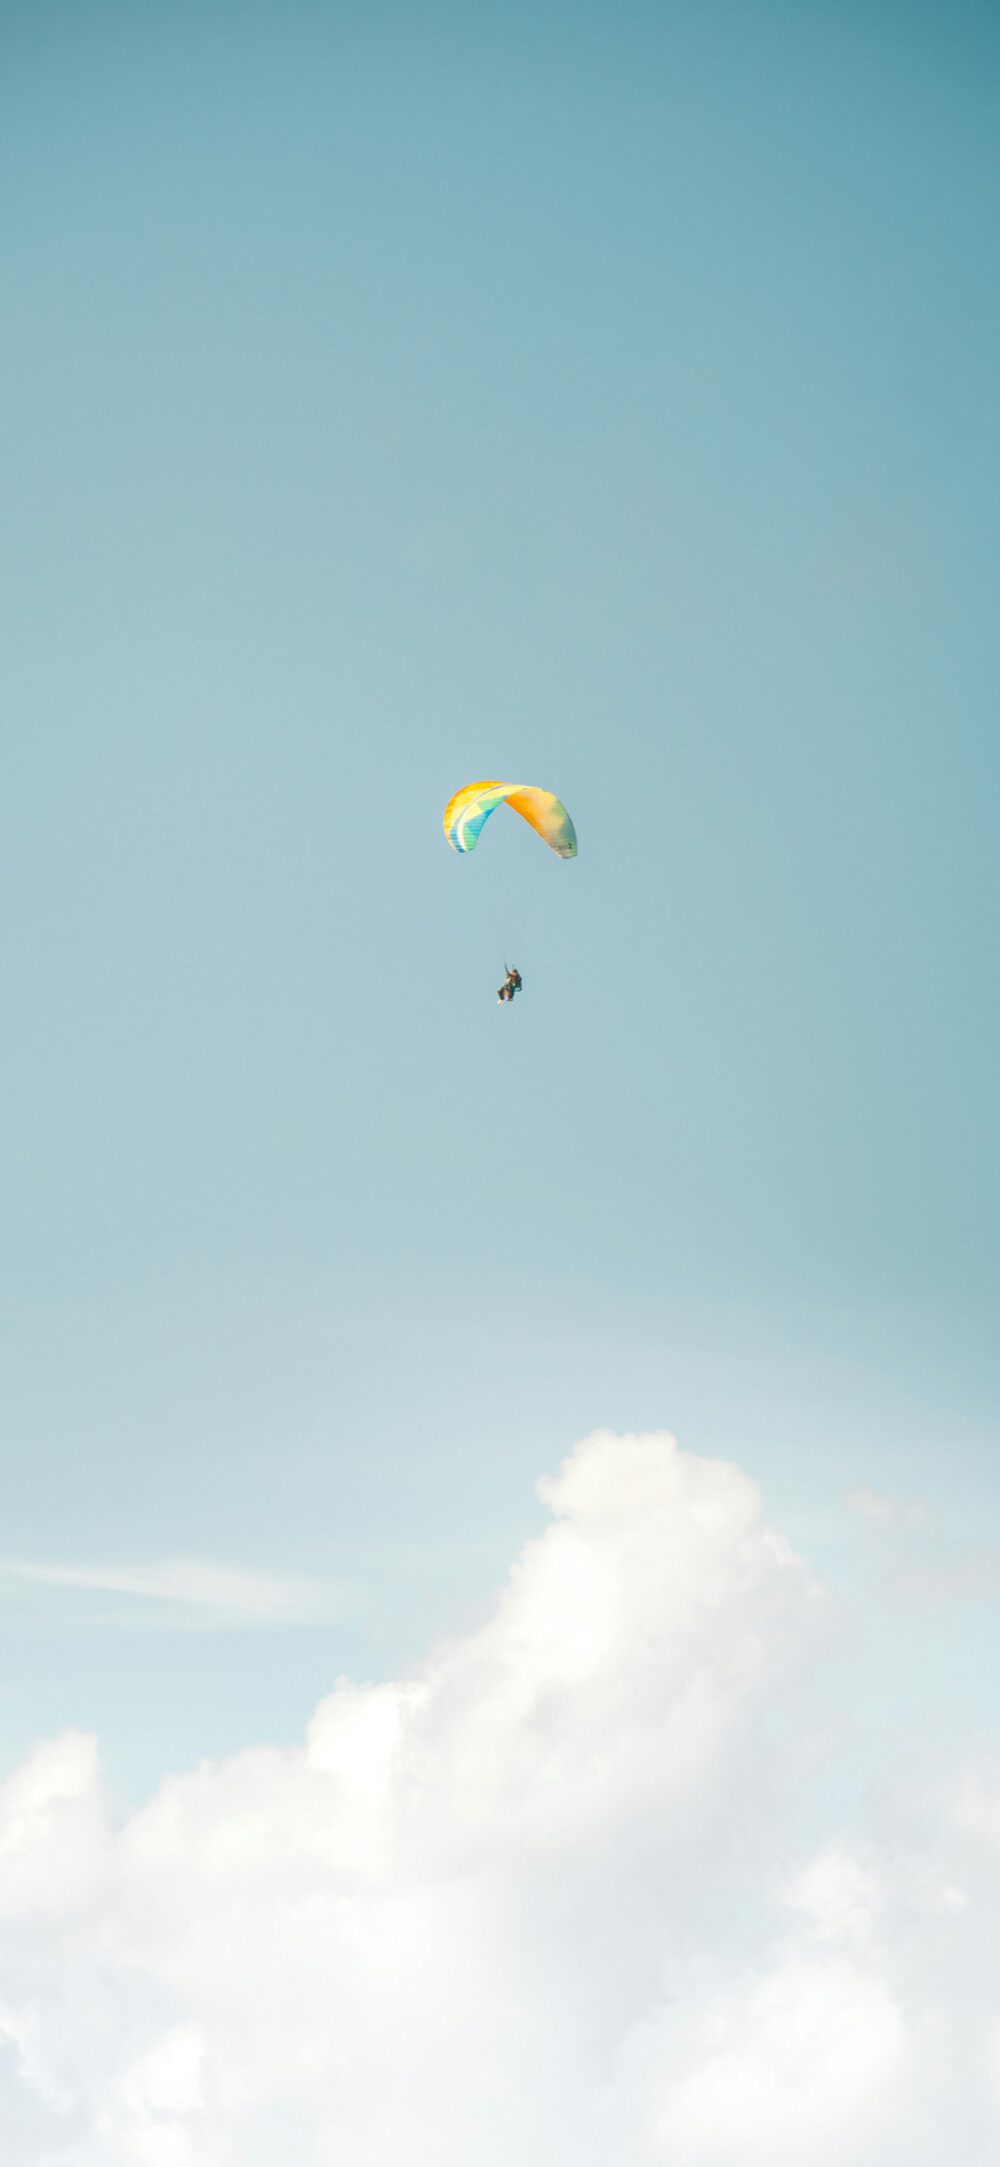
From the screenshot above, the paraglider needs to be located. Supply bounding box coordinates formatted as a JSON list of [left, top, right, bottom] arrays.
[[443, 779, 576, 1004], [443, 781, 577, 860]]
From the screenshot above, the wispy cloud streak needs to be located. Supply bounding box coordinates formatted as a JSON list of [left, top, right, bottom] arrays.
[[0, 1556, 348, 1622]]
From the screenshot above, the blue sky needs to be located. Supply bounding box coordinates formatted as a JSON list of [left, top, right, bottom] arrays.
[[4, 5, 1000, 2156], [1, 0, 999, 1938]]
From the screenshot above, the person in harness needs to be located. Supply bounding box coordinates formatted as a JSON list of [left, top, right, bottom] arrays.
[[497, 965, 523, 1003]]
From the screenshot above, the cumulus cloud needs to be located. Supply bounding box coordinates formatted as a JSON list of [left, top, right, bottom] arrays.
[[629, 1956, 908, 2161], [0, 1430, 998, 2162]]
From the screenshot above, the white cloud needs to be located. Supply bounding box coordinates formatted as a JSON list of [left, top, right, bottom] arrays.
[[888, 1545, 1000, 1607], [785, 1838, 884, 1943], [96, 2027, 207, 2167], [633, 1957, 907, 2161], [0, 1430, 998, 2162], [0, 1729, 104, 1919], [844, 1485, 931, 1528], [954, 1768, 1000, 1847], [845, 1483, 899, 1525]]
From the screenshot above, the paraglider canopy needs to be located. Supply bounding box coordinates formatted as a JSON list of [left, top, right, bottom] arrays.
[[443, 781, 577, 859]]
